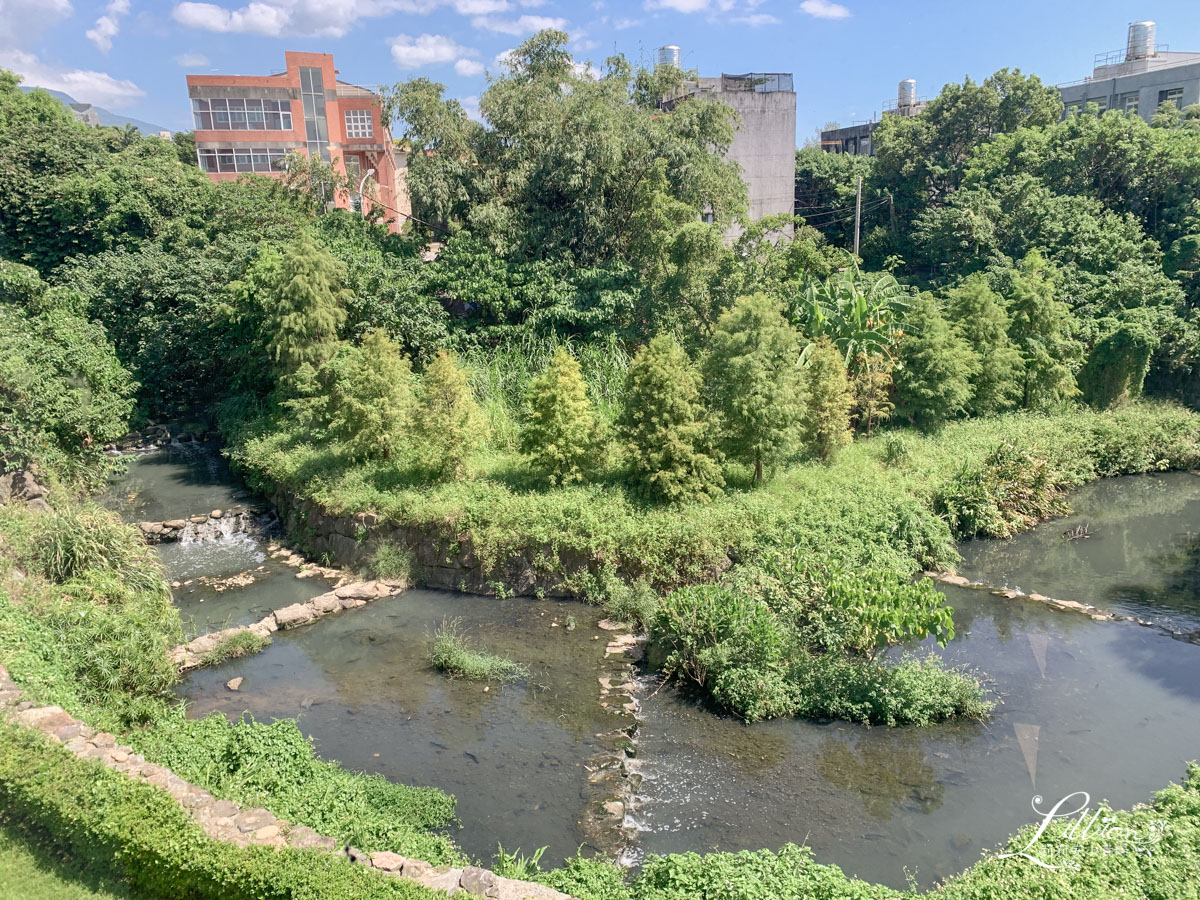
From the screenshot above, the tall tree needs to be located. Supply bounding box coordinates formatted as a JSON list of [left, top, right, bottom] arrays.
[[801, 339, 854, 461], [1003, 251, 1079, 410], [703, 293, 804, 483], [325, 331, 415, 461], [520, 347, 604, 485], [620, 334, 723, 503], [894, 294, 979, 428], [263, 234, 350, 377], [945, 274, 1024, 416], [414, 350, 486, 479]]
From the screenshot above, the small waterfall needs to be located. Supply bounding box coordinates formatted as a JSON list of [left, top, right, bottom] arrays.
[[179, 512, 250, 545]]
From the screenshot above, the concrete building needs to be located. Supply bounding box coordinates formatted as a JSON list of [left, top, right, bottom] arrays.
[[185, 51, 408, 231], [663, 72, 796, 237], [1058, 21, 1200, 122], [68, 102, 101, 127], [818, 79, 928, 157]]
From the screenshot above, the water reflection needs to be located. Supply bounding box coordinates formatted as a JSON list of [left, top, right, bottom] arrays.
[[957, 472, 1200, 631]]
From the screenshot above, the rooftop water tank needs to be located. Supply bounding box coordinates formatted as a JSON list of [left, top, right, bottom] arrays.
[[657, 45, 681, 69], [1127, 21, 1156, 61], [898, 78, 918, 108]]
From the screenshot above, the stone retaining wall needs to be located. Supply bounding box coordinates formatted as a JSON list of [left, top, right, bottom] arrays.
[[0, 664, 574, 900]]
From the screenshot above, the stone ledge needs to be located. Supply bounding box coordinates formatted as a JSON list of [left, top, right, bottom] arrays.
[[0, 663, 574, 900], [170, 577, 408, 672]]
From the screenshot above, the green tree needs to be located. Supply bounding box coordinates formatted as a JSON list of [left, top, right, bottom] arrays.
[[519, 347, 603, 484], [415, 350, 486, 479], [325, 331, 415, 461], [703, 293, 804, 483], [1077, 318, 1158, 409], [263, 235, 350, 377], [945, 274, 1024, 415], [801, 339, 853, 461], [1004, 252, 1079, 410], [894, 294, 979, 428], [620, 334, 723, 503]]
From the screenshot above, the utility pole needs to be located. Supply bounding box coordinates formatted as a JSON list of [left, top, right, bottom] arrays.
[[853, 175, 863, 257]]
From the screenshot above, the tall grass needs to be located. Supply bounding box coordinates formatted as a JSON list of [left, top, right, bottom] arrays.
[[463, 333, 631, 447], [428, 618, 529, 682]]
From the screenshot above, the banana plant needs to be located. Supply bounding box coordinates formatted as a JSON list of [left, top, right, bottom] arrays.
[[791, 263, 911, 370]]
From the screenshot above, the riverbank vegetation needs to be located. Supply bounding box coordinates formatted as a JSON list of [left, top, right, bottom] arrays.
[[4, 27, 1200, 897]]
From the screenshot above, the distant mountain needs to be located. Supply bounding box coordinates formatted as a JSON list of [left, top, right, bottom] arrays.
[[20, 86, 171, 136]]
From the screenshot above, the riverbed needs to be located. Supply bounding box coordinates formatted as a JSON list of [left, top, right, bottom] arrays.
[[105, 448, 1200, 889]]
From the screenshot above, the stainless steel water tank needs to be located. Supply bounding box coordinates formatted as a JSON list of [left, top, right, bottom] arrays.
[[898, 78, 918, 107], [1127, 21, 1156, 60]]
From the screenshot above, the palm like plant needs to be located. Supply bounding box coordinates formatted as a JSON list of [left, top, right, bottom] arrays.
[[792, 264, 910, 370]]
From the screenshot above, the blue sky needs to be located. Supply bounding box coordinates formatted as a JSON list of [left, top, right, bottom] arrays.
[[2, 0, 1198, 138]]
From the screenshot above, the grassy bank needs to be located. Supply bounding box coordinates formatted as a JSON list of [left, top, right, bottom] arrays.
[[229, 402, 1200, 722], [229, 403, 1200, 593], [0, 498, 463, 870]]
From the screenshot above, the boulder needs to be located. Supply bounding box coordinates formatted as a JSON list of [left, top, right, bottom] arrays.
[[274, 604, 315, 629]]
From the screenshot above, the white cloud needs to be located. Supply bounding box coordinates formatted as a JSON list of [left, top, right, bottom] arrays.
[[454, 57, 484, 75], [572, 61, 600, 79], [492, 47, 515, 68], [451, 0, 508, 12], [0, 0, 74, 46], [174, 51, 211, 66], [390, 33, 477, 68], [0, 48, 145, 107], [172, 1, 290, 35], [86, 0, 131, 52], [731, 12, 778, 25], [611, 16, 641, 28], [644, 0, 708, 12], [799, 0, 849, 19], [471, 13, 565, 34]]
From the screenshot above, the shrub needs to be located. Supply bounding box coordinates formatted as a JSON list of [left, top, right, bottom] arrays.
[[894, 293, 979, 428], [324, 331, 415, 461], [131, 715, 460, 864], [0, 723, 444, 900], [520, 347, 604, 485], [369, 543, 414, 582], [428, 619, 529, 682], [934, 442, 1068, 538], [620, 334, 723, 503]]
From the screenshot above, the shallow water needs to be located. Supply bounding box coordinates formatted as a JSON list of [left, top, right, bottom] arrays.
[[100, 444, 250, 522], [180, 592, 611, 865], [631, 585, 1200, 888], [957, 471, 1200, 632], [116, 446, 1200, 887]]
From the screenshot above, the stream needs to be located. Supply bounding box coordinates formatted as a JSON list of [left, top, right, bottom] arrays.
[[104, 448, 1200, 889]]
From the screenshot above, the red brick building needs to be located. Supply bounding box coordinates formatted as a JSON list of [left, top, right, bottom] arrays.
[[186, 51, 408, 232]]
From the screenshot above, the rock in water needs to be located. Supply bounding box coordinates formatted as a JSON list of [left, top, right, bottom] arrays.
[[226, 677, 244, 691]]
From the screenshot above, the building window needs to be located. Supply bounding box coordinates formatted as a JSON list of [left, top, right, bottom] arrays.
[[193, 98, 292, 131], [1120, 92, 1140, 115], [1159, 88, 1184, 109], [197, 147, 286, 174], [300, 66, 330, 162], [701, 210, 715, 224], [1066, 103, 1081, 115], [1088, 96, 1109, 112], [344, 108, 374, 139]]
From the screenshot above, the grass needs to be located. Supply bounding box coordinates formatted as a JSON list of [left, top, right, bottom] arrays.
[[229, 402, 1200, 599], [428, 618, 530, 682], [0, 824, 132, 900], [198, 630, 271, 667]]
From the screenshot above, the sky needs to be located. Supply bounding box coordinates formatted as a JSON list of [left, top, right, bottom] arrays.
[[2, 0, 1199, 138]]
